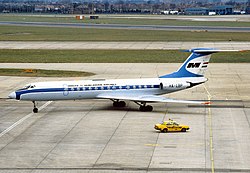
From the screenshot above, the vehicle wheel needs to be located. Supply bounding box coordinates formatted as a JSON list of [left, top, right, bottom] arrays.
[[33, 108, 38, 113], [181, 128, 186, 132], [162, 128, 168, 133]]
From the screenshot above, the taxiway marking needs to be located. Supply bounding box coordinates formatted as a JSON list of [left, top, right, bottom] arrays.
[[0, 101, 53, 138], [204, 85, 214, 173]]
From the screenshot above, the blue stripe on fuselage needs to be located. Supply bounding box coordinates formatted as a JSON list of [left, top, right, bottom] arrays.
[[15, 85, 160, 100]]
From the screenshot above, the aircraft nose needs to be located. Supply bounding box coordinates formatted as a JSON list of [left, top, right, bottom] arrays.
[[8, 92, 16, 99]]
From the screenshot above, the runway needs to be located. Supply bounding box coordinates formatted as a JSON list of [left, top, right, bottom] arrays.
[[1, 21, 250, 32], [0, 63, 250, 172], [105, 14, 250, 22], [1, 41, 250, 50]]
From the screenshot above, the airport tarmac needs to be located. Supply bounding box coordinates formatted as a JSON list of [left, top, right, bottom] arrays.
[[0, 63, 250, 173], [105, 14, 250, 22], [0, 41, 250, 50]]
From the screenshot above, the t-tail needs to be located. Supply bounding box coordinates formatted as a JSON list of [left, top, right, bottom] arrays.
[[160, 48, 241, 78]]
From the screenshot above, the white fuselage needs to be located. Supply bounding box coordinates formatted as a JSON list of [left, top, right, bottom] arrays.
[[14, 77, 207, 101]]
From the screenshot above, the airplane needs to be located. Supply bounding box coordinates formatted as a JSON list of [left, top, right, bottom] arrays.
[[8, 48, 240, 113]]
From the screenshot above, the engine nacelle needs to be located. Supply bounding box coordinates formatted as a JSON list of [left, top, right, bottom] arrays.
[[160, 81, 190, 90]]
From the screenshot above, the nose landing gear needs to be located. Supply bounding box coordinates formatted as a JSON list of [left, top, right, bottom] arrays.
[[32, 101, 38, 113]]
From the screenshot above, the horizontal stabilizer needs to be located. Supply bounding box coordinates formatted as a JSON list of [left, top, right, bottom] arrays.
[[184, 48, 243, 53]]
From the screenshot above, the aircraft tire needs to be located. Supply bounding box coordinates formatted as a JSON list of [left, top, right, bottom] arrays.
[[139, 106, 144, 111], [113, 102, 119, 107], [33, 108, 38, 113], [139, 105, 153, 112], [119, 101, 126, 107], [146, 105, 153, 112], [113, 101, 126, 107]]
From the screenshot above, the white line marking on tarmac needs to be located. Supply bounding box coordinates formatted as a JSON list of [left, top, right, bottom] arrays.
[[0, 101, 53, 138], [203, 84, 215, 173]]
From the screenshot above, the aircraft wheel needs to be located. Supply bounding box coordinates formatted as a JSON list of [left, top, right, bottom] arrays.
[[113, 101, 126, 107], [146, 105, 153, 112], [113, 102, 119, 107], [139, 106, 145, 111], [119, 101, 126, 107], [139, 105, 153, 112], [33, 108, 38, 113]]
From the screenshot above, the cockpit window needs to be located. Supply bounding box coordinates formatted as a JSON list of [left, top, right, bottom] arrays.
[[17, 84, 35, 90]]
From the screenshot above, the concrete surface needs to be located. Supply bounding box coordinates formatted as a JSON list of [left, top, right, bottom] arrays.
[[0, 63, 250, 173], [0, 41, 250, 50], [105, 14, 250, 22]]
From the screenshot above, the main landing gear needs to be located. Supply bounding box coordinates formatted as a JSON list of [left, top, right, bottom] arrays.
[[32, 101, 38, 113], [139, 105, 153, 112], [112, 100, 153, 112], [112, 100, 126, 107], [135, 102, 153, 112]]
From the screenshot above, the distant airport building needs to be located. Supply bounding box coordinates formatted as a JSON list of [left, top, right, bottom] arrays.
[[184, 7, 207, 15], [209, 5, 233, 15], [245, 0, 250, 13], [246, 6, 250, 14], [185, 5, 233, 15]]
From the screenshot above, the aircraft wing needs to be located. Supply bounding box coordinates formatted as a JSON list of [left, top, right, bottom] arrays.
[[97, 93, 210, 105]]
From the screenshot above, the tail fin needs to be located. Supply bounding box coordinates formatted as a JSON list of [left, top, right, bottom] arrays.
[[160, 48, 240, 78]]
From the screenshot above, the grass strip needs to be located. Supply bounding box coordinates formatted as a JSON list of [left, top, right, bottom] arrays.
[[0, 49, 249, 63], [0, 68, 95, 77], [0, 14, 250, 27], [0, 25, 249, 41]]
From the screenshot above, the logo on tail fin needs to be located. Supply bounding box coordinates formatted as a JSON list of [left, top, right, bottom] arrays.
[[185, 55, 210, 76], [187, 63, 201, 68], [160, 48, 242, 78], [160, 48, 214, 78]]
